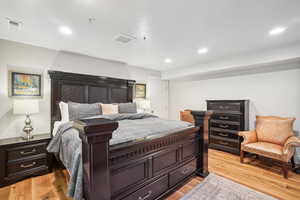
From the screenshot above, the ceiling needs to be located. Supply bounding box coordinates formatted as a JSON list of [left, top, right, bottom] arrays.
[[1, 0, 300, 71]]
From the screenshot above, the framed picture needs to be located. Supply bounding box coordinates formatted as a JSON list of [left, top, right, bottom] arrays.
[[9, 71, 42, 98], [135, 83, 146, 98]]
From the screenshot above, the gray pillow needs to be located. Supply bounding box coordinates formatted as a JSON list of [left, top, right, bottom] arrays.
[[118, 102, 137, 113], [68, 102, 102, 121]]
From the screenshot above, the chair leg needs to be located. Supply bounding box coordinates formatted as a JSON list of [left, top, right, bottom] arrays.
[[240, 150, 244, 163], [282, 163, 288, 179], [291, 156, 296, 169]]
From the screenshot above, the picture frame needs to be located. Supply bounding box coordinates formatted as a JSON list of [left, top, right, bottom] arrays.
[[135, 83, 146, 99], [9, 71, 43, 98]]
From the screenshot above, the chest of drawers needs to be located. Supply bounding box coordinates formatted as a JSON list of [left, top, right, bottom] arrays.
[[207, 100, 249, 154]]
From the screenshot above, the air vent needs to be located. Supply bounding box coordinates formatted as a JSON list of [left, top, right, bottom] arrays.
[[114, 33, 136, 44], [6, 18, 22, 30]]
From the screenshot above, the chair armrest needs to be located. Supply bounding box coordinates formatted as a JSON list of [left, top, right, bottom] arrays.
[[238, 131, 257, 145], [283, 136, 300, 154]]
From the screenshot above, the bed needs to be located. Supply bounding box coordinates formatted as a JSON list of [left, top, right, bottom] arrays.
[[48, 70, 211, 200]]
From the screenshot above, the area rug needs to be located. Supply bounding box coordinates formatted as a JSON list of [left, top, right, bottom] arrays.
[[180, 173, 278, 200]]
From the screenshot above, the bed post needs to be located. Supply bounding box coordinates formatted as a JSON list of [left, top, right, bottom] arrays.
[[74, 118, 118, 200], [191, 111, 213, 177]]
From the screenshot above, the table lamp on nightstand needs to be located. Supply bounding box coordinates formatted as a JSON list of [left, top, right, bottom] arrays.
[[13, 99, 39, 140]]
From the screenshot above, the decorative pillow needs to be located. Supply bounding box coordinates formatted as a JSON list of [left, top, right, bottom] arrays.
[[118, 103, 137, 113], [256, 116, 295, 145], [59, 101, 69, 122], [101, 104, 119, 115], [68, 102, 102, 121]]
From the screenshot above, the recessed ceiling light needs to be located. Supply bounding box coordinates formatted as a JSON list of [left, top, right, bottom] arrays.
[[59, 26, 72, 35], [198, 47, 208, 54], [269, 26, 287, 36], [164, 58, 172, 63]]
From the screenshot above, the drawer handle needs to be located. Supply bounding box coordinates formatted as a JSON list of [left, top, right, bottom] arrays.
[[218, 133, 229, 137], [219, 124, 229, 128], [181, 168, 191, 175], [219, 106, 229, 109], [219, 116, 229, 120], [20, 162, 36, 168], [20, 148, 36, 155], [218, 141, 229, 146], [138, 191, 152, 200]]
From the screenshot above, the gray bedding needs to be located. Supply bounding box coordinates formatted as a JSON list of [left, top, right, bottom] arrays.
[[47, 113, 193, 200]]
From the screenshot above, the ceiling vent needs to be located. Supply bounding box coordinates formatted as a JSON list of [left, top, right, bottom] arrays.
[[6, 18, 22, 30], [114, 33, 136, 44]]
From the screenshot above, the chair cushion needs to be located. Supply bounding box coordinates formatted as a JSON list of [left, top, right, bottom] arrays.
[[242, 142, 284, 161], [256, 116, 295, 145]]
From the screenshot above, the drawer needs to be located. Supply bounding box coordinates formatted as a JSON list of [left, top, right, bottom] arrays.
[[210, 130, 238, 140], [111, 161, 148, 195], [182, 140, 196, 160], [153, 149, 177, 175], [123, 175, 168, 200], [7, 158, 47, 176], [211, 114, 240, 122], [210, 137, 239, 149], [169, 159, 196, 187], [210, 121, 239, 131], [7, 143, 47, 161], [207, 102, 240, 112]]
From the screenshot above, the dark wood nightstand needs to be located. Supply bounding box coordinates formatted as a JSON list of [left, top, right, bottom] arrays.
[[0, 134, 52, 187]]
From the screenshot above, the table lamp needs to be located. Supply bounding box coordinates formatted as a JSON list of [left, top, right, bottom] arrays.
[[135, 99, 152, 113], [13, 99, 39, 140]]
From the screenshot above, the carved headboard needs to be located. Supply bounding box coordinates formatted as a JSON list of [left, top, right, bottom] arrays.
[[48, 70, 135, 131]]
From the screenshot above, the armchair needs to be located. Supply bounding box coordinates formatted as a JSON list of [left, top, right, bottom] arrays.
[[239, 116, 299, 178]]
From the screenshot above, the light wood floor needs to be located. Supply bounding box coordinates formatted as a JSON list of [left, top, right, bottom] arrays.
[[1, 149, 300, 200]]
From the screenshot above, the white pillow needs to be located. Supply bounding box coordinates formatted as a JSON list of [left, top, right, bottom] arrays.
[[59, 101, 69, 122], [101, 104, 119, 115]]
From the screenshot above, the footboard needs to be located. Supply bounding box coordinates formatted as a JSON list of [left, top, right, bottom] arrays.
[[74, 111, 211, 200]]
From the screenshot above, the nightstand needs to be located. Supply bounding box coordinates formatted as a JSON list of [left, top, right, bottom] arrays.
[[0, 134, 52, 187]]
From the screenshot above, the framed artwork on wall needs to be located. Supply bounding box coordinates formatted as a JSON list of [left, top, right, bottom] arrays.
[[135, 83, 146, 98], [9, 71, 43, 98]]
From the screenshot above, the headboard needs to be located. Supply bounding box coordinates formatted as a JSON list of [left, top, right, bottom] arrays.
[[48, 70, 135, 131]]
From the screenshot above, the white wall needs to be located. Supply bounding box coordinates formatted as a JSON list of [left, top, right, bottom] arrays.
[[0, 39, 167, 139], [169, 68, 300, 161]]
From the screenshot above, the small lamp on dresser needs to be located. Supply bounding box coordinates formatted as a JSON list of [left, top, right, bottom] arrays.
[[13, 99, 39, 140]]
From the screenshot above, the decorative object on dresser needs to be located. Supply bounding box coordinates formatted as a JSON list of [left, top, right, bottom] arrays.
[[206, 100, 249, 154], [239, 116, 299, 179], [180, 109, 195, 125], [13, 99, 39, 140], [0, 134, 52, 187]]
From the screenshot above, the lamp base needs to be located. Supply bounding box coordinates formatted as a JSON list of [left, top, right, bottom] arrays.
[[22, 114, 34, 140], [22, 134, 34, 141]]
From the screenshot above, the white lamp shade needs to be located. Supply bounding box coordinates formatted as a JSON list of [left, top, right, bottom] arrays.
[[135, 99, 151, 111], [13, 99, 39, 115]]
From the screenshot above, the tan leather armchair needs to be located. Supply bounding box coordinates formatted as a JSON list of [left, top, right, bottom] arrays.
[[239, 116, 300, 178]]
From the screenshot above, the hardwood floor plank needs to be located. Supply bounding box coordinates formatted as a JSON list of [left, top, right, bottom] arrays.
[[0, 149, 299, 200], [0, 184, 11, 200]]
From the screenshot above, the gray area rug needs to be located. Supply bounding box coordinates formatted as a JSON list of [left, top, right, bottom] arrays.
[[180, 173, 278, 200]]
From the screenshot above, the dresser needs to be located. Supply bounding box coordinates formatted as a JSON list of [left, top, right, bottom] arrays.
[[0, 134, 52, 187], [207, 100, 249, 154]]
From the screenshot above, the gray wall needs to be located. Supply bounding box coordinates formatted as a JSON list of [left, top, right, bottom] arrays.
[[0, 39, 166, 139]]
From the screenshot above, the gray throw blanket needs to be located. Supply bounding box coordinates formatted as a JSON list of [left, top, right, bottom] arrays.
[[47, 113, 192, 200]]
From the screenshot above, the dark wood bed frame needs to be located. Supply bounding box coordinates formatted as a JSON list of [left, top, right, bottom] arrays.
[[48, 70, 211, 200]]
